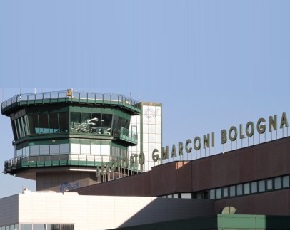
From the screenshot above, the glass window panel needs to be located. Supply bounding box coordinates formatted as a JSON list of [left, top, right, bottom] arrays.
[[14, 224, 19, 230], [16, 149, 22, 157], [181, 193, 191, 199], [50, 145, 60, 155], [274, 177, 282, 190], [60, 144, 69, 154], [59, 112, 68, 133], [24, 146, 29, 157], [91, 113, 102, 130], [71, 143, 80, 154], [173, 193, 178, 198], [81, 113, 91, 124], [100, 145, 110, 155], [13, 120, 20, 139], [21, 116, 27, 136], [70, 112, 81, 133], [209, 189, 215, 199], [11, 119, 18, 140], [258, 180, 265, 192], [24, 115, 30, 135], [230, 186, 236, 197], [216, 188, 221, 199], [101, 114, 113, 128], [33, 224, 46, 230], [30, 145, 40, 156], [28, 113, 38, 134], [15, 120, 21, 139], [196, 193, 202, 199], [81, 144, 90, 155], [251, 182, 258, 193], [49, 113, 59, 133], [237, 184, 243, 196], [17, 118, 24, 137], [38, 113, 49, 134], [20, 225, 32, 230], [18, 117, 24, 137], [244, 183, 250, 195], [91, 145, 101, 155], [223, 187, 228, 198], [283, 176, 290, 188], [60, 224, 74, 230], [267, 179, 273, 190], [47, 224, 60, 230], [40, 145, 50, 155]]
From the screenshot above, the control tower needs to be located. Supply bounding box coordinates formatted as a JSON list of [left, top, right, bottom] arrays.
[[1, 89, 143, 192]]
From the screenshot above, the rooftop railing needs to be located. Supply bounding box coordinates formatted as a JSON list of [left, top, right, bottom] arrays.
[[1, 89, 141, 114]]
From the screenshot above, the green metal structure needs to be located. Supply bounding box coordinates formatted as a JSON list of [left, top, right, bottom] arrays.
[[1, 89, 141, 184]]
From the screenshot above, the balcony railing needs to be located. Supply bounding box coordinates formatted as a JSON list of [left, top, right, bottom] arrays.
[[1, 90, 141, 114], [119, 127, 138, 145], [4, 154, 140, 174]]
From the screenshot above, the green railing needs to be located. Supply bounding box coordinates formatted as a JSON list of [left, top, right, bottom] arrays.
[[1, 90, 141, 114], [4, 154, 110, 173], [4, 154, 140, 174], [119, 127, 138, 145]]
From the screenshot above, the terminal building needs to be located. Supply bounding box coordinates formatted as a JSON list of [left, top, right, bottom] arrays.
[[0, 89, 290, 230]]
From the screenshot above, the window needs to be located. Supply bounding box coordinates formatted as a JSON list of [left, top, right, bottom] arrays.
[[274, 177, 282, 190], [33, 224, 46, 230], [236, 184, 243, 196], [223, 187, 229, 198], [38, 113, 49, 134], [251, 181, 257, 193], [60, 224, 74, 230], [266, 179, 273, 190], [181, 193, 191, 199], [49, 113, 59, 133], [59, 112, 68, 133], [244, 183, 250, 195], [50, 145, 60, 155], [209, 189, 215, 199], [29, 113, 38, 134], [70, 112, 81, 133], [11, 119, 18, 140], [258, 180, 265, 192], [20, 225, 32, 230], [216, 188, 221, 199], [47, 225, 60, 230], [39, 145, 49, 155], [230, 186, 235, 197], [283, 176, 290, 188], [30, 145, 40, 156]]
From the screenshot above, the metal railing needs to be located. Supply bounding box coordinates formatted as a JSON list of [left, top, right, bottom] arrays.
[[1, 89, 141, 114], [4, 154, 140, 173], [119, 127, 138, 144]]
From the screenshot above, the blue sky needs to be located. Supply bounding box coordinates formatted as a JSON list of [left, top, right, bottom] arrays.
[[1, 0, 290, 198]]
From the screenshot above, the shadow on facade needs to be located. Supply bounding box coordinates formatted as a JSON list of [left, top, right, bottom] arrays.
[[115, 197, 215, 229]]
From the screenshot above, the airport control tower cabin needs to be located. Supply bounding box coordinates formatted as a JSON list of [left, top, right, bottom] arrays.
[[1, 89, 162, 192]]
